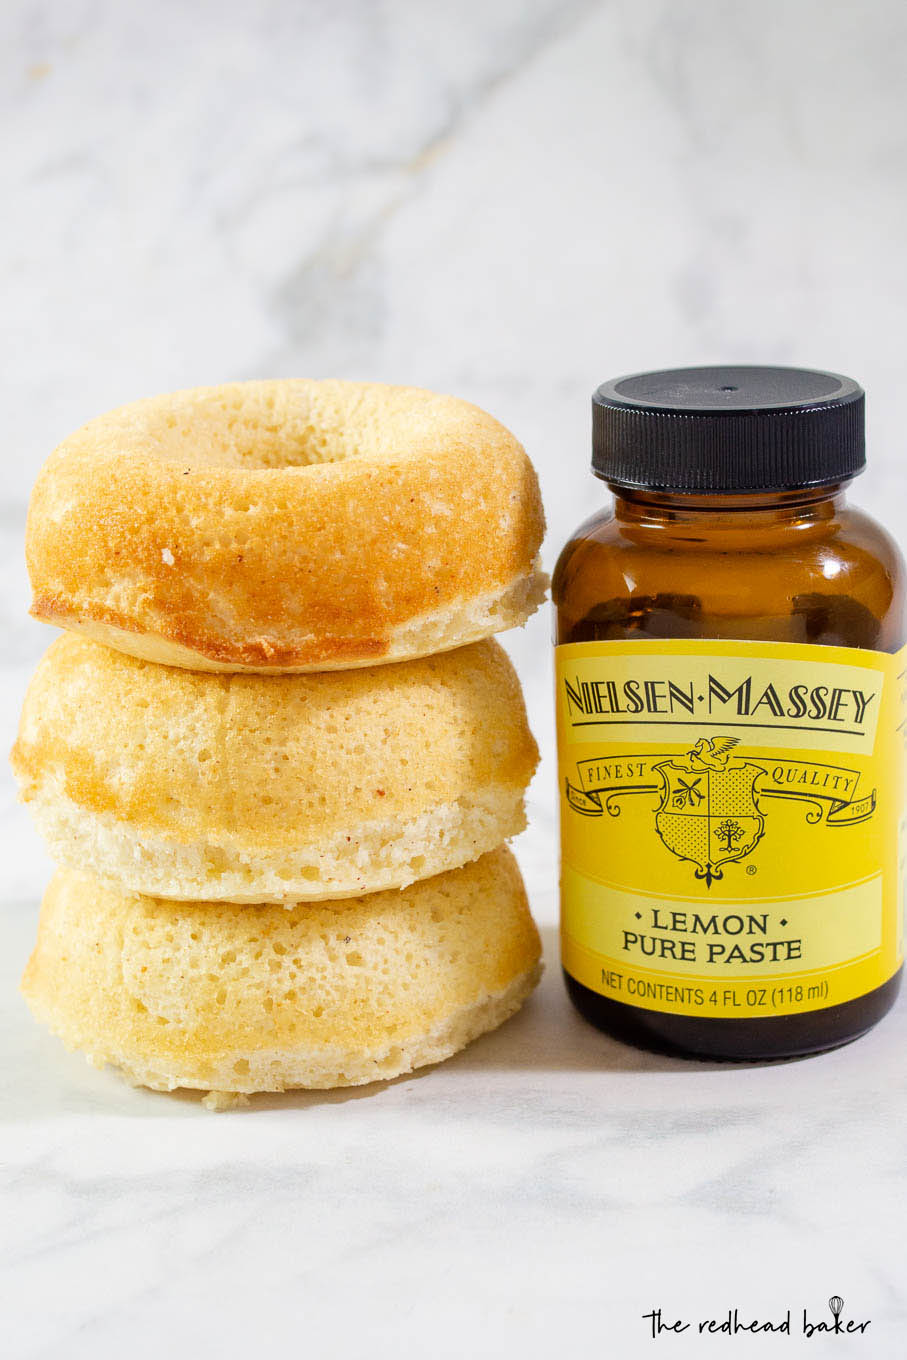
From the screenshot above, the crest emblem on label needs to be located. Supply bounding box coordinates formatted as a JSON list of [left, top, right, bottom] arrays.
[[654, 736, 764, 886]]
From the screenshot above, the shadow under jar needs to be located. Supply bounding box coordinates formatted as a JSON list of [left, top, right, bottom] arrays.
[[553, 367, 905, 1061]]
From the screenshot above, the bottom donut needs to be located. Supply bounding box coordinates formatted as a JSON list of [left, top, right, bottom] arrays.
[[22, 847, 541, 1100]]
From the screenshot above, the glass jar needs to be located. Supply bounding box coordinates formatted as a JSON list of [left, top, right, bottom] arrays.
[[554, 367, 905, 1060]]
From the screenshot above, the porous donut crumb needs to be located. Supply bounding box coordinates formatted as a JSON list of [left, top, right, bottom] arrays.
[[22, 849, 543, 1095], [13, 634, 539, 901]]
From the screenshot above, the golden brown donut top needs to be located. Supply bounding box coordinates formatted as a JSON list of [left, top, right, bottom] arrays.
[[27, 380, 546, 669]]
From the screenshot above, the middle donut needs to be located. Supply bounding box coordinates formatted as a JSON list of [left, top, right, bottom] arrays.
[[13, 634, 538, 904]]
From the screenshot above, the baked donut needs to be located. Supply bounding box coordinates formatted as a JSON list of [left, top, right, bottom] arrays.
[[26, 380, 546, 672], [22, 851, 542, 1097], [13, 633, 538, 903]]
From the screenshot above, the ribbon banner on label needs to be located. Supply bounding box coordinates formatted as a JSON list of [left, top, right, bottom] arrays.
[[566, 754, 875, 826]]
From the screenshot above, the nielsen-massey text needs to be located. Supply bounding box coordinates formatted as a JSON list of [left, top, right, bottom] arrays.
[[563, 672, 876, 729]]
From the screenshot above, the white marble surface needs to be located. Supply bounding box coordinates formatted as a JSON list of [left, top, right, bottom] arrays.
[[3, 2, 907, 1355]]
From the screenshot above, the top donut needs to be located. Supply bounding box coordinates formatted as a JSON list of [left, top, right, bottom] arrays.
[[26, 380, 546, 672]]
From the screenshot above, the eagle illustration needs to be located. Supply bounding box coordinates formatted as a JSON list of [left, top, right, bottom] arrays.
[[686, 735, 739, 770]]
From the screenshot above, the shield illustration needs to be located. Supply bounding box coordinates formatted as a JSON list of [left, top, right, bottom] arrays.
[[655, 760, 764, 885]]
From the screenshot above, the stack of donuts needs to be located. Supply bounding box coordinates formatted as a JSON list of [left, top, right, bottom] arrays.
[[12, 380, 546, 1105]]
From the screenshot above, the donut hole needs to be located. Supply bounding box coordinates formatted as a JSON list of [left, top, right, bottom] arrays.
[[153, 411, 346, 469], [134, 383, 443, 471]]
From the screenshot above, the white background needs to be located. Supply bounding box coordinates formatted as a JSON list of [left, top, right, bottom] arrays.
[[2, 3, 906, 1356]]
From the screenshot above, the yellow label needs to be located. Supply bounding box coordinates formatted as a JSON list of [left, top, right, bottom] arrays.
[[556, 638, 905, 1018]]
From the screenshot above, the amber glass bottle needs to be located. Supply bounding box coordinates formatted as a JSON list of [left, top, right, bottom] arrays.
[[554, 367, 905, 1060]]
